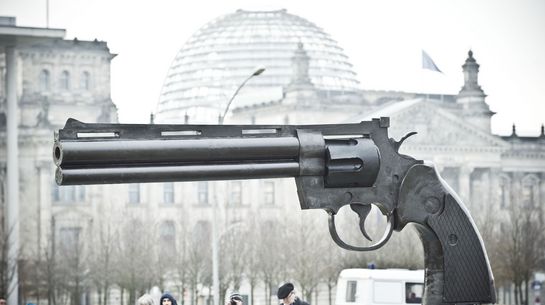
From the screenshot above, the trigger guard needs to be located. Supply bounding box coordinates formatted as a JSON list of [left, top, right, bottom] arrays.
[[327, 211, 394, 251]]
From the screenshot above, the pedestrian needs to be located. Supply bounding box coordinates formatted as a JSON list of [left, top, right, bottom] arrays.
[[227, 292, 243, 305], [137, 293, 156, 305], [160, 293, 178, 305], [277, 283, 309, 305]]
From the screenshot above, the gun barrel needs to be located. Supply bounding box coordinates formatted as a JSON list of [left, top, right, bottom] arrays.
[[53, 119, 382, 186], [54, 137, 300, 167], [56, 161, 301, 185], [54, 136, 310, 185]]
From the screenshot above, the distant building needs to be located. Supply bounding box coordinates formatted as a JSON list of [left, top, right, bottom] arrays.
[[0, 16, 117, 305]]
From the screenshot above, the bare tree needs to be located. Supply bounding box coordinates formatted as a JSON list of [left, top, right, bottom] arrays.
[[496, 201, 545, 305], [114, 217, 158, 305], [88, 217, 118, 305], [287, 213, 323, 304], [41, 233, 59, 305], [243, 212, 264, 305], [173, 217, 191, 305], [56, 223, 90, 305], [257, 219, 284, 305], [185, 221, 211, 305], [0, 224, 18, 300], [220, 225, 249, 301], [319, 238, 345, 305], [372, 227, 423, 269]]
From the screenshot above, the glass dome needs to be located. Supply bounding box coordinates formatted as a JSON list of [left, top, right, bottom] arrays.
[[156, 9, 362, 123]]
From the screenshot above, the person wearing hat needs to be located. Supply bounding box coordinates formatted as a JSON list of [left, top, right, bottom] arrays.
[[277, 283, 310, 305], [227, 292, 243, 305], [160, 292, 178, 305]]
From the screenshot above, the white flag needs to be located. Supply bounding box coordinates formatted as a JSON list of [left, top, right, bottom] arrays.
[[422, 50, 442, 73]]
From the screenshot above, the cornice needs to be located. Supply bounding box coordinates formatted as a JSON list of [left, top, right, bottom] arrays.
[[501, 151, 545, 159], [404, 144, 503, 154]]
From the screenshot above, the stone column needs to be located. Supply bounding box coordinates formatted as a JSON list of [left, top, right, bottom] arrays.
[[6, 45, 19, 305], [482, 169, 490, 206], [537, 173, 545, 205], [539, 173, 545, 223], [458, 165, 473, 204], [512, 172, 523, 208], [489, 168, 501, 209], [36, 162, 52, 256]]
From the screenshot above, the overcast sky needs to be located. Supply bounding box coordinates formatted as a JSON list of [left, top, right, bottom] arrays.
[[2, 0, 544, 135]]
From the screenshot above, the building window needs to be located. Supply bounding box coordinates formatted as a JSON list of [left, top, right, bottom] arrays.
[[129, 184, 140, 204], [522, 176, 538, 208], [230, 181, 242, 206], [405, 283, 424, 304], [193, 220, 211, 243], [60, 70, 70, 90], [80, 71, 91, 90], [53, 185, 74, 202], [160, 221, 176, 245], [345, 280, 357, 302], [197, 181, 208, 205], [39, 69, 50, 91], [163, 182, 174, 204], [58, 227, 81, 251], [263, 181, 275, 206], [52, 184, 86, 204]]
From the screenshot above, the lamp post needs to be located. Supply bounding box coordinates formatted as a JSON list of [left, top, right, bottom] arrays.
[[219, 66, 265, 124], [212, 66, 265, 305]]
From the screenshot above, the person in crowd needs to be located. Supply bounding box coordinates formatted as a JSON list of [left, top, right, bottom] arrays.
[[277, 283, 310, 305], [160, 293, 178, 305], [227, 292, 243, 305], [137, 294, 156, 305]]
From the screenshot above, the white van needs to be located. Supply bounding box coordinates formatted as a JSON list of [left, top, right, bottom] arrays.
[[335, 269, 424, 305]]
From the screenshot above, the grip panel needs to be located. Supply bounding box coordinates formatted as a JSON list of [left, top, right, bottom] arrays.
[[429, 193, 493, 303], [397, 164, 496, 305]]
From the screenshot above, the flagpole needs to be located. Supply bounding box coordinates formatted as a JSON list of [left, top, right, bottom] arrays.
[[46, 0, 49, 28]]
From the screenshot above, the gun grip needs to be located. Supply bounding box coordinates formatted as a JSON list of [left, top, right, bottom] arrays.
[[397, 164, 496, 305]]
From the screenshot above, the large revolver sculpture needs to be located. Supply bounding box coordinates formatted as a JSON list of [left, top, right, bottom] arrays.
[[53, 117, 496, 305]]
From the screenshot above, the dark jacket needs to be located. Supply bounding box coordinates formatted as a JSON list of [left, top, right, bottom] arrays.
[[294, 297, 310, 305], [160, 293, 178, 305]]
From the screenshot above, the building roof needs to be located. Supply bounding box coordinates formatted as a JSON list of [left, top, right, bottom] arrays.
[[0, 16, 65, 46], [156, 9, 362, 123]]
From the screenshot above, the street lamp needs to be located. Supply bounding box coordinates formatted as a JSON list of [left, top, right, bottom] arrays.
[[219, 66, 266, 124], [212, 66, 265, 305]]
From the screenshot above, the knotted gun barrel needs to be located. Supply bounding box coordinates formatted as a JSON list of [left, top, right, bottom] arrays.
[[53, 118, 380, 186]]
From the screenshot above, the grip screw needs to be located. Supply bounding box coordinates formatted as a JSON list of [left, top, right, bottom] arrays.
[[448, 233, 458, 246]]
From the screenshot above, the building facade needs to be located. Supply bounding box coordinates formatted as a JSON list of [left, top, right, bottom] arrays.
[[0, 16, 118, 305]]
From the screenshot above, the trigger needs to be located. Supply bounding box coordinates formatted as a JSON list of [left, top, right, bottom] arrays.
[[350, 204, 372, 241]]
